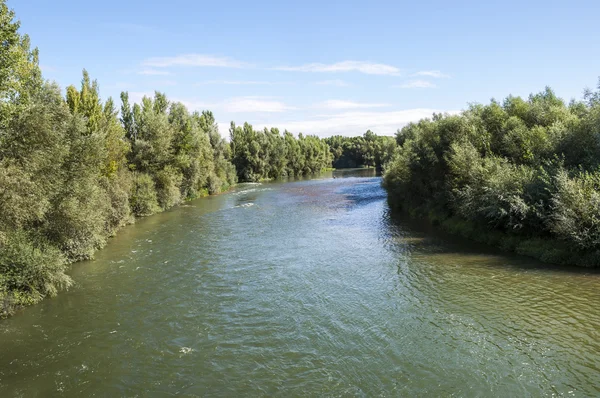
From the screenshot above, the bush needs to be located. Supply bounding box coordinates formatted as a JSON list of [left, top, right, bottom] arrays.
[[44, 173, 111, 261], [101, 170, 134, 236], [0, 231, 71, 317], [130, 173, 160, 217], [155, 166, 183, 210], [550, 169, 600, 250]]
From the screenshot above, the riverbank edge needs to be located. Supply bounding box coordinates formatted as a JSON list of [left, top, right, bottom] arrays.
[[386, 197, 600, 268], [0, 182, 240, 320]]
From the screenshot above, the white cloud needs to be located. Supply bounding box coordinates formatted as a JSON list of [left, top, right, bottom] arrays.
[[239, 108, 460, 137], [397, 80, 437, 89], [413, 70, 449, 78], [138, 68, 172, 76], [143, 54, 249, 68], [274, 61, 400, 76], [318, 100, 390, 110], [222, 97, 295, 113], [315, 79, 350, 87], [176, 96, 295, 113]]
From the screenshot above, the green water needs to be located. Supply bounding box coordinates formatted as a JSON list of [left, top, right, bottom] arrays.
[[1, 169, 599, 397]]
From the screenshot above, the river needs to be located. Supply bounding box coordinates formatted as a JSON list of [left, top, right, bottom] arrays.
[[1, 169, 599, 397]]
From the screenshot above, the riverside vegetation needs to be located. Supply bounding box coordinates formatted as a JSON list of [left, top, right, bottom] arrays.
[[383, 82, 600, 267], [325, 131, 396, 171]]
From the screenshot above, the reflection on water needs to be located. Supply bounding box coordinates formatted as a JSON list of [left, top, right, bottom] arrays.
[[0, 169, 598, 396]]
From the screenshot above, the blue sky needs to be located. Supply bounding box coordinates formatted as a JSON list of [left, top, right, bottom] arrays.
[[10, 0, 600, 137]]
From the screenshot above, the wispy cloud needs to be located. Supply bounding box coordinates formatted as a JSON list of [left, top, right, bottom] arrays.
[[177, 96, 295, 113], [315, 79, 350, 87], [222, 97, 295, 113], [143, 54, 250, 68], [413, 70, 450, 78], [238, 108, 460, 137], [274, 61, 400, 76], [318, 100, 390, 110], [397, 80, 437, 89], [196, 80, 293, 86], [138, 68, 172, 76]]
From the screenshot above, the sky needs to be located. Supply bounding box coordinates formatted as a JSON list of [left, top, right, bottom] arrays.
[[10, 0, 600, 137]]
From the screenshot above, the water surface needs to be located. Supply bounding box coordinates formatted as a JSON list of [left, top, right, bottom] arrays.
[[1, 169, 599, 396]]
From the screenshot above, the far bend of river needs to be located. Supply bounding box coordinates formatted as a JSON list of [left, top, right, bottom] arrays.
[[1, 169, 599, 397]]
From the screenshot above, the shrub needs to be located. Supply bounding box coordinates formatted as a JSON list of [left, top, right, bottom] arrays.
[[155, 166, 183, 210], [0, 231, 71, 317], [130, 173, 160, 217], [550, 170, 600, 250]]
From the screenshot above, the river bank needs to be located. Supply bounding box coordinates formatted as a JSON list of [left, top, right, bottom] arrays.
[[386, 198, 597, 268]]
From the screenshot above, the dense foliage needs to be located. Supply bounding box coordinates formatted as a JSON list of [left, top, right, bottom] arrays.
[[0, 55, 238, 317], [325, 131, 396, 170], [229, 122, 332, 181], [384, 84, 600, 266]]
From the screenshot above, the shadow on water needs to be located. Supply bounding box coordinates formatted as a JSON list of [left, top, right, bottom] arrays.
[[321, 172, 592, 276], [337, 178, 388, 210], [332, 167, 378, 178], [383, 203, 600, 276]]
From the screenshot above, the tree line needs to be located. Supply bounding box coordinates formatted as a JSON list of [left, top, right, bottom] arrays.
[[325, 131, 396, 171], [229, 122, 332, 182], [383, 84, 600, 267], [2, 2, 384, 316]]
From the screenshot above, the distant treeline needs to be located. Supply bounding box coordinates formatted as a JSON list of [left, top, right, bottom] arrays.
[[384, 84, 600, 267], [229, 122, 332, 182], [0, 3, 371, 316], [325, 131, 396, 170]]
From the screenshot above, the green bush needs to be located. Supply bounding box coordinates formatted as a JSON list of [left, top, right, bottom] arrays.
[[101, 170, 134, 236], [155, 166, 183, 210], [0, 231, 71, 317], [550, 170, 600, 250], [130, 173, 160, 217]]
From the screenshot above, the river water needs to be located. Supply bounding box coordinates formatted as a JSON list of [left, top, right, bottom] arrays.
[[1, 169, 599, 397]]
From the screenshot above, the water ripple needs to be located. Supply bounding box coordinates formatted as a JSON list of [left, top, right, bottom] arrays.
[[0, 171, 598, 396]]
